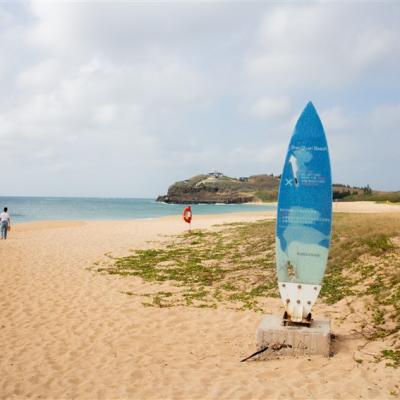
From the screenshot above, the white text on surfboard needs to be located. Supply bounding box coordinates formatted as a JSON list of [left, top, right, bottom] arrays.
[[290, 145, 327, 152]]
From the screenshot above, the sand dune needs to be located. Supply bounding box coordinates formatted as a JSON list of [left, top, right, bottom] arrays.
[[1, 202, 399, 399]]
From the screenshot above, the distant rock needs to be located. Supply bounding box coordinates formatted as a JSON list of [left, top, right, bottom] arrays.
[[156, 172, 279, 204]]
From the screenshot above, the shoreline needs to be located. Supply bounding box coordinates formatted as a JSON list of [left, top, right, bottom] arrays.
[[11, 211, 275, 232], [9, 203, 277, 226], [9, 200, 400, 228]]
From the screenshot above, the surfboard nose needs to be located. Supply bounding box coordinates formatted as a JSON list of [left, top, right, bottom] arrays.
[[294, 101, 325, 138], [305, 100, 316, 112]]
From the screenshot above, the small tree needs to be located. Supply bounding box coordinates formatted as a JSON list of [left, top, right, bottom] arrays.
[[362, 185, 372, 195]]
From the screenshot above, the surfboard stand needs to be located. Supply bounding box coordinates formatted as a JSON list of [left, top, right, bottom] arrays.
[[255, 315, 331, 360], [282, 311, 313, 327], [282, 310, 313, 327]]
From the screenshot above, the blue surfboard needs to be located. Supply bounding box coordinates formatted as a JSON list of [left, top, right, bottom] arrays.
[[275, 101, 332, 322]]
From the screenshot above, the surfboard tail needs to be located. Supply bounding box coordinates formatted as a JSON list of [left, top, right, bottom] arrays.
[[278, 282, 321, 322]]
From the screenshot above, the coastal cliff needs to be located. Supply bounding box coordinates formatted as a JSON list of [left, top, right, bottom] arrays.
[[156, 172, 279, 204], [157, 172, 399, 204]]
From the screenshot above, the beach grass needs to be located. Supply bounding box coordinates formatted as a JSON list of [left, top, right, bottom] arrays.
[[379, 349, 400, 368], [98, 213, 400, 350], [99, 220, 278, 311], [322, 213, 400, 342]]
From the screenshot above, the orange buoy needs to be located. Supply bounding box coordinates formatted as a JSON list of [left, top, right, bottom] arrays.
[[183, 206, 192, 224]]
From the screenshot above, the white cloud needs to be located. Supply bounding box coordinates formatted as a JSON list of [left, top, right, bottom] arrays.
[[248, 97, 291, 120], [370, 103, 400, 131], [321, 107, 351, 133], [93, 104, 117, 125], [244, 3, 400, 90], [0, 6, 13, 30], [17, 59, 63, 90], [0, 2, 399, 195], [321, 102, 400, 190]]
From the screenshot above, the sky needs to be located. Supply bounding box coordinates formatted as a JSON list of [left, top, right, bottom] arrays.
[[1, 1, 399, 197]]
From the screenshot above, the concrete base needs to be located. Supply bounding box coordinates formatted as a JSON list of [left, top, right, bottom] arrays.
[[256, 314, 331, 359]]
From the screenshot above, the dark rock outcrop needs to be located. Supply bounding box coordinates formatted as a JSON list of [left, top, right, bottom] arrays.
[[156, 172, 279, 204]]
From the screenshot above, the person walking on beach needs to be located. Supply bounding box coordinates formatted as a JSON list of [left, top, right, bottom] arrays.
[[0, 207, 11, 240]]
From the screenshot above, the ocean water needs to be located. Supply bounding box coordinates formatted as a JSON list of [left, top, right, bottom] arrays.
[[0, 197, 276, 224]]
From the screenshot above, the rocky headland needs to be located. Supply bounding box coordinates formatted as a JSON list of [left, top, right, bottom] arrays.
[[156, 172, 279, 204], [157, 172, 400, 204]]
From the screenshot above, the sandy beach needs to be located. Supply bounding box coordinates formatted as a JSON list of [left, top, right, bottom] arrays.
[[1, 202, 400, 399]]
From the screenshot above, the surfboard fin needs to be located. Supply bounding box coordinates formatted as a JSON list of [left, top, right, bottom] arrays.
[[292, 301, 303, 322]]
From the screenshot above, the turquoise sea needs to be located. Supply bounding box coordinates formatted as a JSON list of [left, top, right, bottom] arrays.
[[0, 197, 276, 224]]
